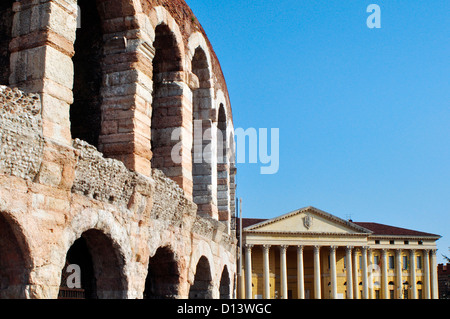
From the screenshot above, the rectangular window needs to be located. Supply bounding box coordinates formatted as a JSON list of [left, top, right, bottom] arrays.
[[389, 290, 395, 299], [389, 255, 395, 269], [417, 256, 422, 269], [374, 255, 379, 266], [403, 256, 408, 270], [359, 256, 362, 269], [418, 289, 422, 299]]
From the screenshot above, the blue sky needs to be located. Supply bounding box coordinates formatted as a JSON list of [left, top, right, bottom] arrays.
[[185, 0, 450, 263]]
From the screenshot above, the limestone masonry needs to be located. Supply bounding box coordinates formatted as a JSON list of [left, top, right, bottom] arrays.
[[0, 0, 236, 299]]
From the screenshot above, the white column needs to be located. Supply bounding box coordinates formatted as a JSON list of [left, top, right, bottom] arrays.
[[262, 245, 271, 299], [345, 246, 354, 299], [297, 245, 305, 299], [314, 245, 321, 299], [367, 249, 374, 299], [330, 246, 338, 299], [381, 249, 389, 299], [353, 248, 359, 299], [410, 249, 416, 299], [280, 245, 288, 299], [395, 249, 402, 299], [361, 246, 369, 299], [244, 244, 253, 299], [423, 249, 431, 299], [430, 249, 439, 299]]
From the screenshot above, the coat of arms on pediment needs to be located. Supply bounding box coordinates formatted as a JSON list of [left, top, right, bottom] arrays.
[[303, 214, 313, 230]]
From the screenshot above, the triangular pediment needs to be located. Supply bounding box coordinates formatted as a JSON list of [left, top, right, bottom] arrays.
[[245, 207, 372, 235]]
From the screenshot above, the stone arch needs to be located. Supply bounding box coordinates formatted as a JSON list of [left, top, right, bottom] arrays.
[[189, 256, 213, 299], [187, 32, 213, 84], [150, 22, 184, 173], [216, 102, 230, 228], [133, 5, 194, 195], [144, 246, 180, 299], [189, 240, 215, 283], [8, 0, 156, 176], [216, 89, 236, 232], [57, 208, 132, 299], [0, 0, 14, 85], [219, 265, 231, 299], [147, 6, 186, 59], [70, 0, 104, 147], [70, 0, 143, 149], [0, 211, 32, 299], [189, 33, 217, 218]]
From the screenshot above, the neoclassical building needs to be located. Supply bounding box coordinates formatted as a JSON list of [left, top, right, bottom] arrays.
[[0, 0, 236, 299], [238, 206, 441, 299]]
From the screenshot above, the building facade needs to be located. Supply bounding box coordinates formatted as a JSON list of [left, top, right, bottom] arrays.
[[0, 0, 236, 299], [238, 207, 441, 299], [438, 263, 450, 299]]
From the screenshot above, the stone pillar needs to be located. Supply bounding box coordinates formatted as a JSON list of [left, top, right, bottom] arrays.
[[395, 249, 402, 299], [345, 246, 353, 299], [313, 245, 321, 299], [330, 246, 338, 299], [381, 249, 389, 299], [361, 246, 369, 299], [244, 244, 253, 299], [423, 249, 431, 299], [262, 245, 270, 299], [192, 118, 218, 219], [410, 249, 416, 299], [353, 248, 359, 299], [430, 249, 438, 299], [280, 245, 288, 299], [367, 248, 374, 299], [99, 38, 156, 177], [9, 0, 78, 145], [297, 245, 305, 299]]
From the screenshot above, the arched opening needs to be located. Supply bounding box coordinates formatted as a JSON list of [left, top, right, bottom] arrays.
[[151, 23, 183, 171], [219, 266, 231, 299], [217, 104, 227, 161], [191, 47, 215, 217], [216, 104, 230, 226], [58, 229, 127, 299], [70, 0, 104, 148], [0, 0, 14, 85], [189, 256, 213, 299], [0, 213, 30, 299], [144, 247, 180, 299], [58, 235, 96, 299]]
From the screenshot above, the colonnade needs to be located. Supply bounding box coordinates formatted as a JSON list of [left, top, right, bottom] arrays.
[[243, 244, 439, 299]]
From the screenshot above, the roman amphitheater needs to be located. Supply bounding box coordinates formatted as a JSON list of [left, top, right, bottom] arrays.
[[0, 0, 237, 299]]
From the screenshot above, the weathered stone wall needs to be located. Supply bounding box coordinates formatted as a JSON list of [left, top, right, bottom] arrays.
[[0, 0, 237, 299], [0, 87, 236, 299], [0, 86, 44, 180]]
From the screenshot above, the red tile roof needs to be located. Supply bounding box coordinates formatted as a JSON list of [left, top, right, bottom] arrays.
[[353, 222, 440, 237], [237, 218, 267, 229]]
